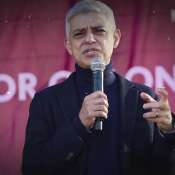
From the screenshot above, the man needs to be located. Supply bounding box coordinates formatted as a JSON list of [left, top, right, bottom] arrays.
[[22, 1, 175, 175]]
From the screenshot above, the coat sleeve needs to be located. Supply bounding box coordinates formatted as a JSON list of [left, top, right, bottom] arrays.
[[138, 85, 175, 174], [22, 92, 89, 175]]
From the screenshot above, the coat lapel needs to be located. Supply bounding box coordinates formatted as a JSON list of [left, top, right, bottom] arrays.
[[117, 74, 140, 174], [56, 73, 80, 122], [119, 76, 140, 147]]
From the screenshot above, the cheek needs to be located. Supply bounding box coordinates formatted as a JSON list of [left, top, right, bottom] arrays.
[[73, 42, 82, 53], [103, 40, 114, 55], [70, 42, 80, 55]]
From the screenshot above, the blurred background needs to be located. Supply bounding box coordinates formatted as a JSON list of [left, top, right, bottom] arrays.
[[0, 0, 175, 174]]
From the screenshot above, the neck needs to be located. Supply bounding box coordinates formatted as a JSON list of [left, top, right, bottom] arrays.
[[75, 63, 116, 87]]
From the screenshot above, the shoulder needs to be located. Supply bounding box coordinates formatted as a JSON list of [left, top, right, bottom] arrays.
[[132, 81, 155, 96], [34, 72, 76, 100], [115, 72, 156, 98]]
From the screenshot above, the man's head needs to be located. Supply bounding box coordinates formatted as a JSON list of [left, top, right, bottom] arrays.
[[65, 0, 121, 68]]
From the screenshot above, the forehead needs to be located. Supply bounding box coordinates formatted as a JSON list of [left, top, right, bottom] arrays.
[[70, 12, 110, 30]]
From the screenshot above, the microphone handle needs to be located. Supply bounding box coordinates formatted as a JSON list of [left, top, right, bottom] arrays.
[[94, 117, 104, 131], [93, 70, 104, 131]]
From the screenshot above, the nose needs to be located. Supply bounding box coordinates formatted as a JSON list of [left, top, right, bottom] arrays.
[[84, 31, 96, 43]]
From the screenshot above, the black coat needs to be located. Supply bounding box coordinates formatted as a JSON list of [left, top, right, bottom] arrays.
[[22, 72, 175, 175]]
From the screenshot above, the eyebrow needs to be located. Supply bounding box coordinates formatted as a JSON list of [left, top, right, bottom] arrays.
[[73, 28, 85, 33], [73, 25, 105, 32]]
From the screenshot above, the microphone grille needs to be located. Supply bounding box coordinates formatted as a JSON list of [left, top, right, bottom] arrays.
[[90, 58, 105, 71]]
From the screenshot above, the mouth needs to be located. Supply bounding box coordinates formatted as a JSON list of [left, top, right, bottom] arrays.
[[82, 48, 100, 57]]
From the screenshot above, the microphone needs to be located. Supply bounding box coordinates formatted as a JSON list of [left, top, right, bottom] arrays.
[[90, 58, 106, 131]]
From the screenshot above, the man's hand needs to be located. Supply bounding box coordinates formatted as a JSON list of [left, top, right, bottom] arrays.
[[140, 88, 173, 132], [79, 91, 109, 129]]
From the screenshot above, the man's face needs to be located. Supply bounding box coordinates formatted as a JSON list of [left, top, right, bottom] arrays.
[[66, 12, 121, 68]]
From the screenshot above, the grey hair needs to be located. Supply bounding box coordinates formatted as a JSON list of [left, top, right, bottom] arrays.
[[65, 0, 117, 38]]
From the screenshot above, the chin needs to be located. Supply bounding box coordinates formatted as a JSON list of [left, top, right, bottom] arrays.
[[79, 62, 91, 69], [79, 59, 92, 68], [82, 64, 91, 69]]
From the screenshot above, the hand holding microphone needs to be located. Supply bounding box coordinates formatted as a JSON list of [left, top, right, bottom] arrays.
[[79, 58, 108, 131]]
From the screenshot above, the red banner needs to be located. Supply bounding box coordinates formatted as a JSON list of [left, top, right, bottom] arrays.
[[0, 0, 175, 174]]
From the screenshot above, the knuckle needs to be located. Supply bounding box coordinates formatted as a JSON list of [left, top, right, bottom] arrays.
[[96, 91, 102, 95], [84, 96, 88, 103], [106, 101, 109, 107], [99, 111, 107, 117], [103, 106, 108, 112], [103, 99, 108, 105], [98, 91, 107, 98], [99, 105, 107, 112], [102, 105, 106, 111]]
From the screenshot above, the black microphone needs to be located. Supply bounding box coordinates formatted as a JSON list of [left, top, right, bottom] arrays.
[[90, 58, 106, 131]]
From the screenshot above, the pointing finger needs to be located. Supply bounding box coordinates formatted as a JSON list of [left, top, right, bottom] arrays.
[[140, 92, 156, 103], [157, 88, 168, 102]]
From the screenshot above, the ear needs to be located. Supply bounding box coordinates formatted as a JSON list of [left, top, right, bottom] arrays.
[[65, 39, 73, 55], [113, 29, 121, 49]]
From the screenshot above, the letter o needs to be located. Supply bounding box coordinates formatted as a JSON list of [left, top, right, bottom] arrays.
[[0, 74, 16, 103], [125, 66, 153, 87]]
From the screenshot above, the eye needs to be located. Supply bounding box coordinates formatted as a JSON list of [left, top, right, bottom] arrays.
[[74, 32, 83, 37], [73, 30, 85, 38], [94, 28, 106, 35]]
